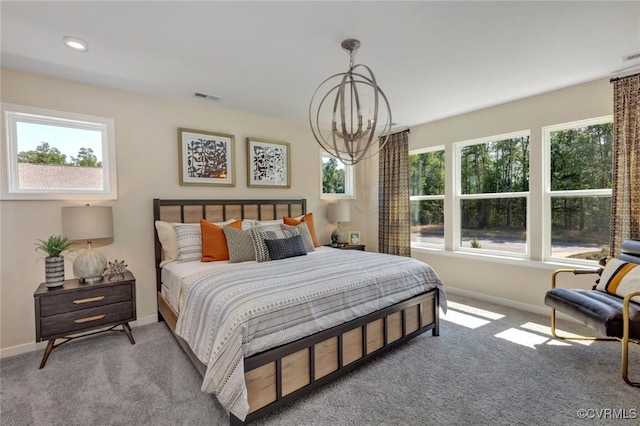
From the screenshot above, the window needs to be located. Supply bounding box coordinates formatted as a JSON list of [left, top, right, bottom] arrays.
[[2, 103, 117, 200], [545, 117, 612, 261], [456, 132, 530, 255], [409, 147, 445, 247], [320, 150, 355, 199]]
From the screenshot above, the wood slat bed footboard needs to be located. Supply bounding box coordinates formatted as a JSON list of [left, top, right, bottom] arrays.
[[236, 289, 439, 425], [157, 288, 439, 425]]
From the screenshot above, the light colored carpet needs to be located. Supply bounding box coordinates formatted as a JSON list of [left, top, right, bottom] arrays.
[[1, 293, 638, 425]]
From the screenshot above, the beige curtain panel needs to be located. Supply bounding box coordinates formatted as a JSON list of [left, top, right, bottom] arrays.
[[610, 73, 640, 256], [379, 130, 411, 256]]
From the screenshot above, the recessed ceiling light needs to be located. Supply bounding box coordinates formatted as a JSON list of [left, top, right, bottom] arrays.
[[62, 36, 89, 52]]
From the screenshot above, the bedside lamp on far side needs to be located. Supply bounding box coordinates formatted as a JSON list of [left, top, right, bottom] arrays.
[[62, 205, 113, 283], [327, 201, 351, 244]]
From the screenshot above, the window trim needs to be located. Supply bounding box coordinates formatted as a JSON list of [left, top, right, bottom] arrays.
[[542, 115, 612, 263], [1, 103, 117, 200], [454, 130, 531, 257], [319, 150, 355, 200]]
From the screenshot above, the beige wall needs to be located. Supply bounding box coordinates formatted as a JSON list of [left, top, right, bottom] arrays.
[[362, 77, 613, 311], [0, 69, 341, 353], [0, 68, 613, 354]]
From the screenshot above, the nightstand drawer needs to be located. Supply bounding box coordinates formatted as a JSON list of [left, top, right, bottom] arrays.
[[39, 283, 133, 317], [39, 301, 134, 339]]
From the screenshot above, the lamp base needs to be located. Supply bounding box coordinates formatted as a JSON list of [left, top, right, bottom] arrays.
[[331, 223, 346, 244], [73, 242, 107, 284], [79, 275, 105, 284]]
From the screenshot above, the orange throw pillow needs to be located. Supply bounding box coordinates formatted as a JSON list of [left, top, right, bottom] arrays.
[[283, 212, 320, 247], [201, 219, 241, 261]]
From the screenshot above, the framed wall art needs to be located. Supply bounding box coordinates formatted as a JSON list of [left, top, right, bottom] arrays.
[[246, 137, 290, 188], [178, 128, 235, 186]]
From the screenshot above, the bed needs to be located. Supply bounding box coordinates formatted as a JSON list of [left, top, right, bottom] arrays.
[[153, 198, 446, 425]]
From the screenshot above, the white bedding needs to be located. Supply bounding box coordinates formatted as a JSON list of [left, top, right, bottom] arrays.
[[161, 258, 246, 312], [167, 247, 446, 421]]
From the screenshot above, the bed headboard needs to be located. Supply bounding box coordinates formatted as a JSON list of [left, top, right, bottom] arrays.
[[152, 198, 307, 291]]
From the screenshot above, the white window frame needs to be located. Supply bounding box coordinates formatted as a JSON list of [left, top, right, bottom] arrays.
[[1, 103, 117, 200], [543, 115, 612, 263], [319, 150, 355, 200], [409, 146, 445, 249], [454, 130, 531, 257]]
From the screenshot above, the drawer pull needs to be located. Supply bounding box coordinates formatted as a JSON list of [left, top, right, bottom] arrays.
[[73, 296, 105, 304], [74, 314, 106, 324]]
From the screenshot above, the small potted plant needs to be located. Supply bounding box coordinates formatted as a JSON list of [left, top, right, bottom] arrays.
[[35, 235, 74, 287]]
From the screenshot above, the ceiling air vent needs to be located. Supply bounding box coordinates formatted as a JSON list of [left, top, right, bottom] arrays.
[[622, 52, 640, 62], [194, 92, 223, 102]]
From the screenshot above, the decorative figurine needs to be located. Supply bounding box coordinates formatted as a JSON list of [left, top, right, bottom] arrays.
[[105, 259, 128, 281]]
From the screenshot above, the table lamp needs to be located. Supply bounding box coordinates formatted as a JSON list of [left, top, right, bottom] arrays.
[[62, 205, 113, 283], [327, 201, 351, 244]]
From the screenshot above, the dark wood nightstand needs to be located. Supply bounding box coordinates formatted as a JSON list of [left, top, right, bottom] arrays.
[[324, 244, 365, 251], [33, 271, 136, 368]]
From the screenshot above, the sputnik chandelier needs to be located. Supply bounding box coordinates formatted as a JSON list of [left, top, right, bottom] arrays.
[[309, 39, 392, 166]]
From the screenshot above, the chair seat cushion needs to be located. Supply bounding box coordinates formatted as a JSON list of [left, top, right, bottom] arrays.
[[545, 288, 640, 339]]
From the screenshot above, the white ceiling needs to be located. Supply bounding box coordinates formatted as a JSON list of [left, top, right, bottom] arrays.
[[2, 1, 640, 128]]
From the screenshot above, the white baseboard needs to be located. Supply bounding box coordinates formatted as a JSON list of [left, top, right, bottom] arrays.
[[445, 286, 579, 322], [0, 313, 159, 360]]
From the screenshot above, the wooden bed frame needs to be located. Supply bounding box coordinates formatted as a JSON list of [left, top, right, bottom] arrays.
[[153, 198, 440, 425]]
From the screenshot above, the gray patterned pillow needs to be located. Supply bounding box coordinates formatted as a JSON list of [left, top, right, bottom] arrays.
[[172, 223, 201, 263], [250, 228, 299, 262], [223, 227, 256, 263], [281, 223, 315, 253], [265, 235, 307, 260]]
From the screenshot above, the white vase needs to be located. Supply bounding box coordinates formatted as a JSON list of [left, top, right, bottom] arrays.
[[45, 256, 65, 287]]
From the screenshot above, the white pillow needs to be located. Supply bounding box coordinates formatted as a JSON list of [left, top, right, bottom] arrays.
[[155, 221, 178, 267], [255, 219, 284, 232]]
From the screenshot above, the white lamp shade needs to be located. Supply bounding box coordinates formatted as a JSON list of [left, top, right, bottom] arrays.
[[62, 206, 113, 241], [327, 202, 351, 224]]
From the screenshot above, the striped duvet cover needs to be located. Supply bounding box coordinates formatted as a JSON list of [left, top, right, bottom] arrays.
[[175, 248, 446, 421]]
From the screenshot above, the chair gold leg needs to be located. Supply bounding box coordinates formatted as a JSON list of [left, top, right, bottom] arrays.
[[621, 335, 639, 387], [622, 293, 640, 387], [550, 308, 617, 342]]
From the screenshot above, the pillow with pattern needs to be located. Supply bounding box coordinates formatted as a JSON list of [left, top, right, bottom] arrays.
[[595, 258, 640, 303], [172, 223, 202, 263], [281, 223, 315, 253], [283, 212, 320, 247], [173, 219, 237, 263], [223, 226, 256, 263], [250, 228, 299, 262], [265, 235, 307, 261]]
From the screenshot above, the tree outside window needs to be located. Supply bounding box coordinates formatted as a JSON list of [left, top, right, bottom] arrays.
[[457, 133, 530, 254], [409, 148, 445, 247], [2, 103, 116, 200], [320, 151, 354, 199], [546, 118, 612, 260]]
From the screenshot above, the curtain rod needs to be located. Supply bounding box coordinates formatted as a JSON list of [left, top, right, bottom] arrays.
[[610, 71, 640, 83], [390, 126, 410, 135]]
